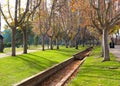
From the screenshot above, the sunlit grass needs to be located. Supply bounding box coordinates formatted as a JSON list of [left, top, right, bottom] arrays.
[[68, 47, 120, 86], [0, 46, 86, 86]]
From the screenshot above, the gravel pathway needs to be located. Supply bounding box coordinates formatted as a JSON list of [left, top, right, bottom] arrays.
[[110, 45, 120, 61], [0, 49, 39, 58]]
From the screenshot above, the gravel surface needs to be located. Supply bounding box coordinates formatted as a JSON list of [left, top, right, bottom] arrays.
[[110, 45, 120, 61], [0, 49, 39, 58]]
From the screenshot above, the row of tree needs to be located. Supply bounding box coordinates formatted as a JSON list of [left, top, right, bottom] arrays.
[[0, 0, 120, 61], [70, 0, 120, 61]]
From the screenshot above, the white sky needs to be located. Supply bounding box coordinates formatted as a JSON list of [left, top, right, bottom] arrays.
[[0, 0, 20, 31], [0, 0, 15, 31]]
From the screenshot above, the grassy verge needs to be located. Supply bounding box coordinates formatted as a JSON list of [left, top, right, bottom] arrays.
[[0, 46, 86, 86], [68, 47, 120, 86]]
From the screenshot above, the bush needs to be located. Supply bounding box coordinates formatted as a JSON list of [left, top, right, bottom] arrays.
[[4, 42, 11, 48]]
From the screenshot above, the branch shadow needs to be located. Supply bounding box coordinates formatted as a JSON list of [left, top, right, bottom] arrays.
[[17, 54, 58, 71], [79, 64, 120, 81]]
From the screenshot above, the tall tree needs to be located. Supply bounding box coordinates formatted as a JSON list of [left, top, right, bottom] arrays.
[[32, 0, 49, 51], [20, 0, 41, 54], [0, 0, 30, 56], [90, 0, 120, 61], [0, 0, 41, 55], [70, 0, 120, 61]]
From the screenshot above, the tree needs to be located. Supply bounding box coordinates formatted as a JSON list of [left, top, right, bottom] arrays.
[[33, 0, 61, 50], [0, 0, 41, 55], [32, 0, 49, 51], [0, 0, 30, 56], [59, 0, 72, 48], [47, 0, 58, 50], [90, 0, 120, 61], [21, 0, 41, 54], [70, 0, 120, 61]]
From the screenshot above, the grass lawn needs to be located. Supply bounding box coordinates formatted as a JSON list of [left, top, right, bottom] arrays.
[[68, 47, 120, 86], [0, 46, 86, 86]]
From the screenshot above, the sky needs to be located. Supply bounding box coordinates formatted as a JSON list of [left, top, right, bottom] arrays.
[[0, 0, 51, 31], [0, 0, 6, 31], [0, 0, 16, 31]]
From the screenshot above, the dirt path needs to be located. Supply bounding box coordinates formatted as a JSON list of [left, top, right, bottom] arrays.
[[0, 49, 39, 58], [110, 45, 120, 61], [37, 60, 83, 86]]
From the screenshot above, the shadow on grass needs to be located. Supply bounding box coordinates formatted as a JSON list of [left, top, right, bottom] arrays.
[[28, 53, 57, 61], [78, 64, 120, 80], [17, 54, 58, 70], [55, 49, 80, 56]]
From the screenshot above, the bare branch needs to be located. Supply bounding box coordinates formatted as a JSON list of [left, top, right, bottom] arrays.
[[8, 0, 14, 21], [0, 5, 11, 27]]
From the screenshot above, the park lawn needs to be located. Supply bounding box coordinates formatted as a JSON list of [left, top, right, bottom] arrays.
[[0, 46, 87, 86], [68, 47, 120, 86]]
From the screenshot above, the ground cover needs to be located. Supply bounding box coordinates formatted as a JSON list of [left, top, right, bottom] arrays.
[[0, 46, 86, 86], [68, 47, 120, 86]]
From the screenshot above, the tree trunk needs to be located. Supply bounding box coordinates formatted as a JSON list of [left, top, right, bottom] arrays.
[[82, 39, 85, 47], [101, 37, 104, 57], [75, 40, 78, 49], [23, 29, 27, 54], [11, 28, 16, 56], [93, 39, 95, 46], [42, 35, 45, 51], [50, 37, 53, 50], [56, 38, 59, 49], [65, 40, 68, 48], [79, 40, 82, 45], [69, 40, 72, 48], [102, 29, 110, 61]]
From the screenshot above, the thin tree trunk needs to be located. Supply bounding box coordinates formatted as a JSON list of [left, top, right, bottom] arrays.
[[90, 39, 92, 46], [102, 29, 110, 61], [65, 40, 68, 48], [101, 37, 104, 57], [69, 40, 72, 48], [23, 29, 27, 54], [50, 37, 53, 50], [75, 40, 78, 49], [93, 39, 95, 46], [11, 28, 16, 56], [56, 38, 59, 49], [82, 39, 85, 47], [42, 35, 45, 51]]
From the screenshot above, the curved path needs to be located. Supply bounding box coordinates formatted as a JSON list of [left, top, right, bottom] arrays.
[[0, 49, 39, 58], [110, 45, 120, 61]]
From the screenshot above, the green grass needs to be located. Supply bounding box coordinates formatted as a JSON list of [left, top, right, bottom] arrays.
[[0, 46, 86, 86], [68, 47, 120, 86]]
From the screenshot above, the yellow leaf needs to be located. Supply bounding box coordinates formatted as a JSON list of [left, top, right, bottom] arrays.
[[71, 8, 75, 12]]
